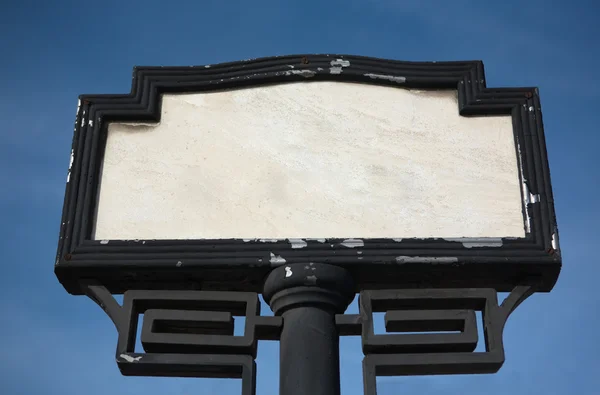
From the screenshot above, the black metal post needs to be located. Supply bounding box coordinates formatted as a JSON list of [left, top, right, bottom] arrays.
[[263, 263, 355, 395]]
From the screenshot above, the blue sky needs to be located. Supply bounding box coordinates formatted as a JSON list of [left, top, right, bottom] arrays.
[[1, 0, 599, 394]]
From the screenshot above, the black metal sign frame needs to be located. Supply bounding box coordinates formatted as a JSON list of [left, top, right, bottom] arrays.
[[55, 54, 561, 295]]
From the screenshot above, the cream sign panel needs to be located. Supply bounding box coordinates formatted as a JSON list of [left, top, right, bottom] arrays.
[[94, 82, 524, 240]]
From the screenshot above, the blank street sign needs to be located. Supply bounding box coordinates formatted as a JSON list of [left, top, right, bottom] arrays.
[[55, 55, 560, 295], [95, 83, 523, 241]]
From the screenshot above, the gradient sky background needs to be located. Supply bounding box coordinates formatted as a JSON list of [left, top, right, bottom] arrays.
[[1, 0, 599, 394]]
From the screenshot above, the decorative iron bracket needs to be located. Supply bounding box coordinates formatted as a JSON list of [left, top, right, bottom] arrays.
[[83, 283, 282, 395], [83, 279, 532, 395], [335, 286, 534, 395]]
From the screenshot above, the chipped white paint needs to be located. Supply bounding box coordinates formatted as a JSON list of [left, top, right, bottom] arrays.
[[69, 149, 74, 170], [176, 261, 183, 267], [74, 101, 81, 133], [308, 238, 326, 243], [517, 142, 534, 233], [88, 119, 94, 127], [393, 238, 403, 243], [100, 240, 109, 244], [289, 239, 308, 249], [530, 191, 540, 203], [95, 83, 524, 240], [120, 354, 142, 362], [330, 59, 350, 67], [395, 256, 458, 264], [329, 59, 349, 75], [243, 239, 252, 242], [523, 182, 540, 204], [270, 253, 286, 265], [341, 239, 364, 248], [444, 237, 503, 248], [119, 122, 161, 127], [364, 73, 406, 84], [552, 232, 559, 250], [259, 239, 278, 243], [529, 106, 534, 112], [285, 266, 293, 277], [204, 65, 211, 68], [286, 69, 316, 78], [67, 148, 74, 182]]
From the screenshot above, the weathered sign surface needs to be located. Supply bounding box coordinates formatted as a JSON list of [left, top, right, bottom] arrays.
[[97, 84, 523, 241]]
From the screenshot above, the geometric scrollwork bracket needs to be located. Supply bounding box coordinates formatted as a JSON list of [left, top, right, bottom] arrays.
[[81, 283, 283, 395], [341, 286, 535, 395], [82, 281, 534, 395]]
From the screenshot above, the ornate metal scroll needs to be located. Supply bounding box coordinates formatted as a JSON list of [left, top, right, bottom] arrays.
[[335, 286, 534, 395], [83, 282, 532, 395], [83, 283, 282, 395]]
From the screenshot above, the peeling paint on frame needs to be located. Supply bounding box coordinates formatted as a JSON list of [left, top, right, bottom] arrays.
[[69, 149, 75, 170], [285, 69, 316, 78], [444, 238, 503, 248], [517, 141, 535, 233], [270, 252, 286, 265], [330, 59, 350, 67], [341, 239, 364, 248], [395, 256, 458, 264], [552, 231, 560, 251], [289, 239, 308, 249], [119, 354, 142, 362], [524, 184, 540, 204], [329, 59, 350, 74], [364, 73, 406, 83]]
